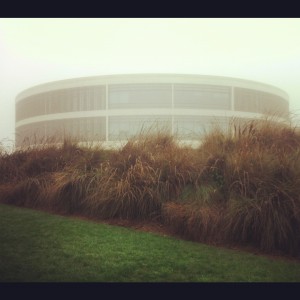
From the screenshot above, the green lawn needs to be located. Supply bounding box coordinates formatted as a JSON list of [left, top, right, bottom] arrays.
[[1, 203, 300, 282]]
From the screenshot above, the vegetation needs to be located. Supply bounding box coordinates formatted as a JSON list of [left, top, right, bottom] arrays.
[[1, 203, 300, 282], [1, 117, 300, 258]]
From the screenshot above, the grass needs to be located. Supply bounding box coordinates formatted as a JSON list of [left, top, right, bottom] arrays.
[[1, 203, 300, 282]]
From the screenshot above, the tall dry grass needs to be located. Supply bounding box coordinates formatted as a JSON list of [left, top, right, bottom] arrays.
[[1, 116, 300, 257]]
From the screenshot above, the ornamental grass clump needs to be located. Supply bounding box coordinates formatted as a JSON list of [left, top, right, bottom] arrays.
[[222, 118, 300, 255], [84, 132, 180, 220], [84, 159, 162, 220], [160, 117, 300, 256], [0, 174, 52, 209], [224, 148, 300, 255], [1, 117, 300, 257]]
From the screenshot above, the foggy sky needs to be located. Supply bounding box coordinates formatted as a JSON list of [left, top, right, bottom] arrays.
[[1, 18, 300, 149]]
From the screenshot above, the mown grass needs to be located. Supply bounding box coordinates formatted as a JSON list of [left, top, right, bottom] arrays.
[[1, 116, 300, 258], [1, 203, 300, 282]]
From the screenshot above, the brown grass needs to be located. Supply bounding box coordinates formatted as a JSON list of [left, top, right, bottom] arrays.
[[1, 116, 300, 257]]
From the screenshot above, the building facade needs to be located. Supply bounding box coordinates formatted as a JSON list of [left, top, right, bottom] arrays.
[[15, 74, 289, 148]]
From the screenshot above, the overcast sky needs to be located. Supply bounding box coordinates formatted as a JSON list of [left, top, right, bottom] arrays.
[[1, 18, 300, 149]]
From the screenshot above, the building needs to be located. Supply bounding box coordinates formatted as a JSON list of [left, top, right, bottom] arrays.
[[15, 74, 289, 148]]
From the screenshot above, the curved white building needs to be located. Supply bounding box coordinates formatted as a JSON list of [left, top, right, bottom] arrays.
[[15, 74, 289, 148]]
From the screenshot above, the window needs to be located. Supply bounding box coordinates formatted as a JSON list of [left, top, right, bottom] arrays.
[[234, 88, 289, 116], [108, 116, 172, 141], [174, 84, 231, 110], [108, 84, 172, 109], [16, 85, 107, 122], [93, 117, 106, 140], [16, 94, 46, 121], [174, 116, 230, 139]]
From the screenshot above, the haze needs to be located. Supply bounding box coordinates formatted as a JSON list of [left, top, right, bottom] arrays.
[[1, 18, 300, 149]]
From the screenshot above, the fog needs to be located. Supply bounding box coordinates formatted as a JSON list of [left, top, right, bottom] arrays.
[[1, 18, 300, 150]]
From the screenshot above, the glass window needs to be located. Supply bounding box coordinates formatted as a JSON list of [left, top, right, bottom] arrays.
[[108, 115, 172, 141], [93, 117, 106, 140], [174, 84, 231, 110], [16, 116, 106, 146], [16, 85, 107, 122], [16, 122, 47, 146], [94, 86, 106, 110], [174, 116, 230, 140], [234, 87, 289, 117], [16, 94, 46, 122], [108, 84, 172, 109]]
